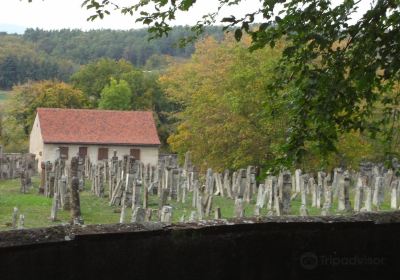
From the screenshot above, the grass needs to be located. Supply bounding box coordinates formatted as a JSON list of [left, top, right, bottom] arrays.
[[0, 176, 395, 231], [0, 177, 121, 230]]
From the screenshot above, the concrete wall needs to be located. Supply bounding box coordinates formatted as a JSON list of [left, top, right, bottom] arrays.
[[29, 114, 44, 168], [43, 143, 159, 166], [0, 215, 399, 279]]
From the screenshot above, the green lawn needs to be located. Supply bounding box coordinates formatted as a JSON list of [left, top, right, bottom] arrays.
[[0, 177, 121, 230], [0, 176, 395, 231]]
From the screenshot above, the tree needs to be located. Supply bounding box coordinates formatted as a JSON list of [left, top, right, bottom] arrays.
[[0, 56, 18, 89], [82, 0, 400, 169], [98, 78, 132, 110], [1, 81, 88, 151], [162, 35, 286, 171], [70, 58, 135, 107], [0, 33, 77, 90]]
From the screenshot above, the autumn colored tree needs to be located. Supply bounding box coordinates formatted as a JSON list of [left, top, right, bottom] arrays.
[[82, 0, 400, 169], [162, 36, 286, 171], [1, 80, 88, 151]]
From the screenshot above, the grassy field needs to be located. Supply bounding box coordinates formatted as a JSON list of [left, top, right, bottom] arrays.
[[0, 90, 10, 103], [0, 176, 394, 231]]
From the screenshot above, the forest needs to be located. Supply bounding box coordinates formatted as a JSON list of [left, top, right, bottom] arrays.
[[0, 26, 399, 173]]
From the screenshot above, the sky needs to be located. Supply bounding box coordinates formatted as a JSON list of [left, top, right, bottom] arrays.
[[0, 0, 261, 32], [0, 0, 372, 33]]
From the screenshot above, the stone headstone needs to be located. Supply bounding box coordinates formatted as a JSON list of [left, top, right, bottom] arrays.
[[131, 207, 146, 223], [295, 169, 302, 193], [281, 172, 292, 215], [300, 205, 309, 217], [12, 207, 18, 229], [372, 176, 384, 210], [309, 177, 317, 207], [70, 157, 83, 225], [50, 192, 59, 222], [17, 214, 24, 229], [362, 185, 372, 212], [390, 180, 399, 209], [160, 206, 173, 224], [354, 177, 365, 212], [189, 211, 198, 222], [145, 208, 153, 222], [214, 207, 222, 219], [256, 184, 266, 208], [338, 171, 352, 211], [159, 188, 169, 209], [234, 198, 244, 218], [316, 172, 325, 208]]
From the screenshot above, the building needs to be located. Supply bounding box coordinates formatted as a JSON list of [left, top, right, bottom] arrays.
[[29, 108, 160, 169]]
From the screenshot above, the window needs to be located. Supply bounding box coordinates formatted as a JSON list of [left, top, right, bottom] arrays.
[[59, 147, 69, 160], [130, 148, 141, 160], [98, 148, 109, 160], [79, 147, 88, 158]]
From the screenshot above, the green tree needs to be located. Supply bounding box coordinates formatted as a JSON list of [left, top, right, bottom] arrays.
[[70, 58, 135, 107], [83, 0, 400, 169], [98, 78, 132, 110], [0, 33, 76, 90], [1, 80, 88, 151]]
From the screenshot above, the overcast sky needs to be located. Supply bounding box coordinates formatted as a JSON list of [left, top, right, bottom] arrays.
[[0, 0, 371, 32], [0, 0, 261, 31]]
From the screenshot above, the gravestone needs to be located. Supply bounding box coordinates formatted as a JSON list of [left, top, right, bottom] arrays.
[[354, 177, 365, 212], [70, 157, 83, 225], [214, 207, 222, 219], [234, 198, 244, 218], [338, 171, 352, 211], [17, 214, 24, 230], [372, 176, 384, 210], [50, 192, 59, 222], [12, 207, 18, 229], [131, 207, 146, 223], [390, 180, 399, 209], [160, 206, 173, 223], [282, 172, 292, 215]]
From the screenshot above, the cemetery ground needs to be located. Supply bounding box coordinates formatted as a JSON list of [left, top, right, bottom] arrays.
[[0, 175, 395, 231]]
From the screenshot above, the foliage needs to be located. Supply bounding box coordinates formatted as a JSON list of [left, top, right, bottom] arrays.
[[99, 78, 133, 110], [83, 0, 400, 169], [162, 36, 286, 171], [71, 57, 177, 147], [1, 81, 88, 152], [22, 27, 223, 66], [0, 34, 77, 90], [70, 58, 137, 107]]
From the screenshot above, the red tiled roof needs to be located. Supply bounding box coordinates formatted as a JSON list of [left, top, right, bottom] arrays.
[[37, 108, 161, 146]]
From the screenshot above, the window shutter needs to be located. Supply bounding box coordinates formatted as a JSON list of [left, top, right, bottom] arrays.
[[130, 149, 141, 160], [98, 148, 109, 160], [79, 147, 88, 158], [60, 147, 69, 160]]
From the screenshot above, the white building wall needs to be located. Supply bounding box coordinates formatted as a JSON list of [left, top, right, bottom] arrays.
[[43, 144, 159, 166], [29, 114, 44, 168]]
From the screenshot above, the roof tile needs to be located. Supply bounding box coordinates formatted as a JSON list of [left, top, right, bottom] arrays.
[[37, 108, 160, 146]]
